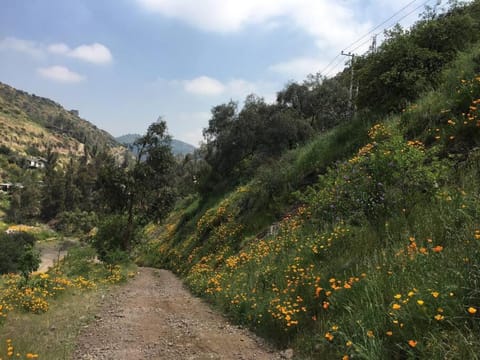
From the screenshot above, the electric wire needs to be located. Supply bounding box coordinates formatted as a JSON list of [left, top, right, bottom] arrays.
[[349, 0, 435, 54], [322, 0, 436, 77], [341, 0, 420, 53]]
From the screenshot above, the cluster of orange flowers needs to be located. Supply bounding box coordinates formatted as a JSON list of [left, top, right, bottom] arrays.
[[395, 236, 444, 260], [0, 339, 39, 359]]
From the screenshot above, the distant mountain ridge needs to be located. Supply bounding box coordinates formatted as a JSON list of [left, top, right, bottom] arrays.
[[116, 134, 196, 156]]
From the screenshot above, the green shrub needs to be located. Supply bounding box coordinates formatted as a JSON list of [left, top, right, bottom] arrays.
[[0, 232, 40, 275], [0, 145, 11, 156], [303, 124, 444, 226]]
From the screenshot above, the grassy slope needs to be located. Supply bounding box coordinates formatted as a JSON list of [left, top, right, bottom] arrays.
[[137, 46, 480, 359], [0, 82, 124, 178], [0, 112, 84, 157], [0, 82, 119, 150]]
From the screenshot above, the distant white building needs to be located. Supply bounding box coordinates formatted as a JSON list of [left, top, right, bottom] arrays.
[[0, 182, 13, 192], [0, 182, 23, 192], [27, 157, 47, 169]]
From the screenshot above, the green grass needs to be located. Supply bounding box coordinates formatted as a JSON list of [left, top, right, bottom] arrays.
[[0, 243, 137, 359], [0, 287, 105, 359], [136, 44, 480, 359]]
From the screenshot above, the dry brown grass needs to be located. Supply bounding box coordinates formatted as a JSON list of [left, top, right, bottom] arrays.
[[0, 114, 84, 159]]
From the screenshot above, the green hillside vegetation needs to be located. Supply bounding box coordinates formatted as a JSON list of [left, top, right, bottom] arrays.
[[134, 2, 480, 359]]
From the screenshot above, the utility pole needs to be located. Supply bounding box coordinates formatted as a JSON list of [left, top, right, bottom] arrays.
[[369, 34, 377, 54], [341, 51, 355, 113]]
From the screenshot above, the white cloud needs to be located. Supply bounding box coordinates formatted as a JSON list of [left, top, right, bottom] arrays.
[[136, 0, 289, 32], [183, 75, 275, 99], [269, 56, 348, 79], [169, 111, 210, 145], [0, 37, 112, 64], [227, 79, 258, 97], [37, 65, 85, 83], [48, 43, 70, 55], [136, 0, 371, 51], [0, 37, 44, 58], [179, 128, 204, 146], [48, 42, 113, 64], [269, 57, 326, 79], [68, 43, 113, 64], [184, 76, 226, 96]]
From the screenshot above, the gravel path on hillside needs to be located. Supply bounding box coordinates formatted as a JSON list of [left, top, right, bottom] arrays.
[[73, 268, 283, 360]]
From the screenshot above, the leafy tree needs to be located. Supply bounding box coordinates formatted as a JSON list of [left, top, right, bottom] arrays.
[[175, 150, 208, 197], [202, 101, 237, 142], [200, 95, 314, 191], [7, 176, 41, 223], [96, 152, 129, 214], [64, 158, 81, 212], [277, 74, 351, 131], [92, 214, 133, 263], [40, 148, 65, 220], [95, 119, 177, 251], [128, 120, 176, 223]]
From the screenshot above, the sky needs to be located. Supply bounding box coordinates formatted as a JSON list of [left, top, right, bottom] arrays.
[[0, 0, 443, 146]]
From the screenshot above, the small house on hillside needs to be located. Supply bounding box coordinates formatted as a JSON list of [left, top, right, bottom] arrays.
[[0, 183, 13, 192], [27, 157, 47, 169], [0, 183, 23, 193]]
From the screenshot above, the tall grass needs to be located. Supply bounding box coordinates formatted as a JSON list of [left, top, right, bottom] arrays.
[[137, 45, 480, 359]]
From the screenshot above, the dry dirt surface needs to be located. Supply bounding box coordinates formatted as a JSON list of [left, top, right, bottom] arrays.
[[73, 268, 282, 360], [37, 241, 69, 272]]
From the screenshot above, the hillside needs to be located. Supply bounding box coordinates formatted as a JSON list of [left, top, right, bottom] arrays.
[[135, 3, 480, 359], [2, 2, 480, 359], [0, 82, 122, 161], [116, 133, 196, 156]]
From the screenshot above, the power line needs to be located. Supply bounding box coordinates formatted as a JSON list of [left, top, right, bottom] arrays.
[[324, 56, 346, 77], [319, 54, 342, 76], [341, 0, 420, 53], [347, 0, 435, 54], [320, 0, 436, 78], [351, 0, 432, 52]]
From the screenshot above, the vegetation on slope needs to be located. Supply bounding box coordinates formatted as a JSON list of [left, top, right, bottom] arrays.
[[135, 3, 480, 358], [0, 81, 127, 189], [1, 1, 480, 359], [0, 82, 119, 152]]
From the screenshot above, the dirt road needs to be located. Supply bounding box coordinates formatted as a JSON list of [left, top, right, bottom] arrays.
[[73, 268, 281, 360]]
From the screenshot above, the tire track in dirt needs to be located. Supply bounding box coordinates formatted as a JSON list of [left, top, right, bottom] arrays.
[[73, 268, 282, 360]]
